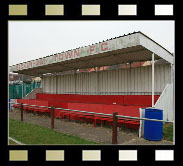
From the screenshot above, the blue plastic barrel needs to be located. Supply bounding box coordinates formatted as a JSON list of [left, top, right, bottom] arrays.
[[144, 108, 163, 141]]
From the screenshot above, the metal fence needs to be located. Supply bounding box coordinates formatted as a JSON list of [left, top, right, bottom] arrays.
[[9, 102, 173, 144], [9, 82, 41, 99]]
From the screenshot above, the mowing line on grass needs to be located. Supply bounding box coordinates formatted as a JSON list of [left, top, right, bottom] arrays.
[[9, 137, 25, 145]]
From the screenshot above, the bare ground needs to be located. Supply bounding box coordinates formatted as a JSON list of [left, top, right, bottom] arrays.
[[9, 109, 173, 145]]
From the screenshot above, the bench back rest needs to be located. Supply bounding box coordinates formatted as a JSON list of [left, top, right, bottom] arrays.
[[36, 94, 159, 106]]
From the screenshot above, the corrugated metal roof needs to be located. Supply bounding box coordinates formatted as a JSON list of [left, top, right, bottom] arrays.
[[9, 31, 174, 76], [155, 59, 169, 65]]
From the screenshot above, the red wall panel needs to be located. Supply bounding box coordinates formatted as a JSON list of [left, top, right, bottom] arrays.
[[36, 93, 159, 106]]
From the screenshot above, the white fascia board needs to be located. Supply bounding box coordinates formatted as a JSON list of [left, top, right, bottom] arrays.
[[9, 33, 141, 73], [139, 33, 174, 64]]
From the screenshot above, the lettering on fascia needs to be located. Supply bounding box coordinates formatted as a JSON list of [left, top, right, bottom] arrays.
[[15, 41, 109, 71], [53, 49, 80, 63], [89, 42, 109, 55], [16, 57, 47, 71]]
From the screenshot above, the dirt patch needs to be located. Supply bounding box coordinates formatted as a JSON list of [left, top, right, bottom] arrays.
[[9, 110, 173, 145]]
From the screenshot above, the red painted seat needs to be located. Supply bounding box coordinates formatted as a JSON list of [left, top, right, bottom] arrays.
[[14, 94, 160, 130]]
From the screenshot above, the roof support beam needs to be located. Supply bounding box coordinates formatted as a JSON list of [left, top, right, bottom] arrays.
[[22, 74, 24, 99], [74, 70, 77, 94], [139, 33, 173, 64]]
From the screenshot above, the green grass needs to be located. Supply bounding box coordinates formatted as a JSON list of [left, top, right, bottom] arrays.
[[163, 123, 173, 141], [9, 139, 18, 145], [9, 119, 98, 145]]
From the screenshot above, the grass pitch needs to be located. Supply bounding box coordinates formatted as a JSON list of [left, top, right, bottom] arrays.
[[9, 119, 98, 145]]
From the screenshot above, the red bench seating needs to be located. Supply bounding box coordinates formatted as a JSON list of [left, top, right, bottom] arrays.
[[13, 99, 68, 117], [36, 93, 159, 106], [15, 99, 50, 113], [13, 94, 159, 130]]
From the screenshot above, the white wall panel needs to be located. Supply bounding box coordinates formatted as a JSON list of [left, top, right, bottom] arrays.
[[123, 69, 127, 92], [45, 77, 48, 93], [50, 77, 53, 92], [44, 77, 50, 93], [43, 64, 171, 95], [155, 83, 173, 121]]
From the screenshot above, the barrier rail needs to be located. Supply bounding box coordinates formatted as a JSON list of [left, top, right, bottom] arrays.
[[9, 102, 174, 144], [9, 102, 174, 123]]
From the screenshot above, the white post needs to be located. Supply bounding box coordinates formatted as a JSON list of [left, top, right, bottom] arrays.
[[74, 70, 76, 94], [172, 55, 175, 144], [97, 67, 100, 95], [22, 74, 24, 99], [41, 75, 44, 92], [152, 53, 154, 107], [55, 74, 57, 94]]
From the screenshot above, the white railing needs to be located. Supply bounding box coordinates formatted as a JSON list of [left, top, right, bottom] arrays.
[[23, 88, 43, 99], [139, 83, 173, 137], [154, 83, 173, 121]]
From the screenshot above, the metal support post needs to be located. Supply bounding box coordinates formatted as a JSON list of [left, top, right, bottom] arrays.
[[74, 70, 77, 94], [51, 105, 55, 129], [56, 75, 58, 94], [152, 53, 154, 107], [112, 112, 118, 144], [97, 67, 100, 95], [20, 103, 23, 121], [172, 55, 175, 144], [22, 75, 24, 99]]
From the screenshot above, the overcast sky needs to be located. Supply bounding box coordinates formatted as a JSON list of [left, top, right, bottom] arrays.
[[8, 21, 174, 66]]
